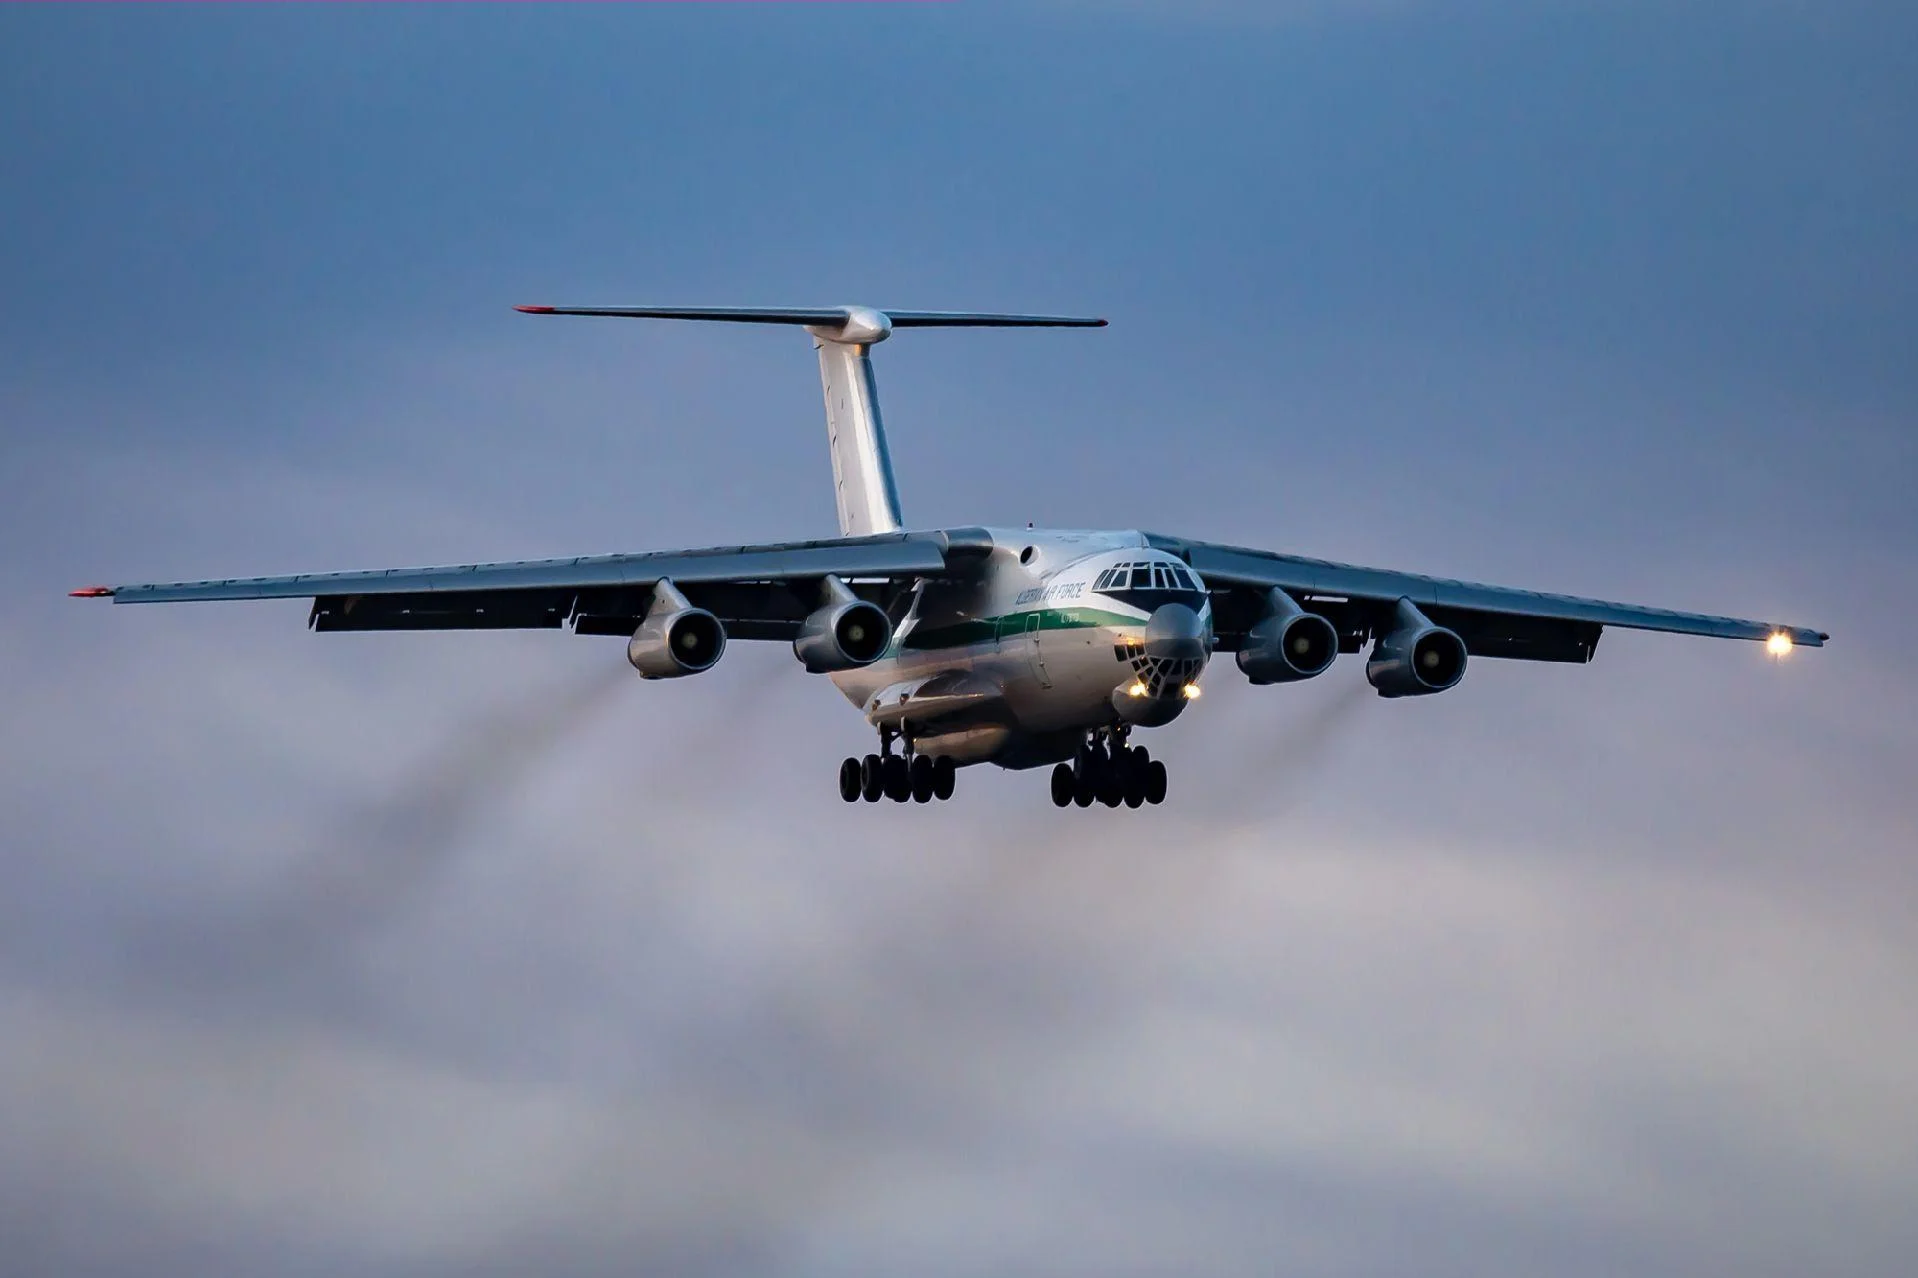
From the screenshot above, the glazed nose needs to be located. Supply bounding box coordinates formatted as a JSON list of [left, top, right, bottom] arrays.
[[1144, 603, 1208, 662]]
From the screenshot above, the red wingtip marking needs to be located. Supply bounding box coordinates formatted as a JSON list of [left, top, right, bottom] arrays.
[[515, 305, 556, 314], [70, 586, 113, 598]]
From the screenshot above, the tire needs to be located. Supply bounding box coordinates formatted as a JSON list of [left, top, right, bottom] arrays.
[[1145, 758, 1168, 805], [839, 757, 862, 802], [861, 754, 885, 802], [1098, 751, 1125, 806], [1123, 762, 1146, 809], [1050, 762, 1074, 807], [884, 754, 911, 802], [932, 756, 957, 801], [1072, 769, 1097, 807], [909, 755, 936, 803]]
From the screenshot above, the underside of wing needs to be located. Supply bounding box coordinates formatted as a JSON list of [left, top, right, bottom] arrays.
[[80, 529, 991, 638], [1146, 533, 1828, 659]]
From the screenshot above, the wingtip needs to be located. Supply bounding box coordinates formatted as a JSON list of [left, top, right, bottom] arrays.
[[515, 305, 556, 314], [69, 586, 113, 598]]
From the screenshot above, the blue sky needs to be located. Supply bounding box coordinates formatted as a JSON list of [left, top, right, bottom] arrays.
[[2, 4, 1914, 1275]]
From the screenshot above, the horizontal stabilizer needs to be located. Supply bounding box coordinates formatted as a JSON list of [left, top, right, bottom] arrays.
[[515, 305, 1106, 329], [516, 302, 1104, 536]]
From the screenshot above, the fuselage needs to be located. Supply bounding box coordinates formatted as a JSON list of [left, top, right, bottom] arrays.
[[829, 529, 1212, 769]]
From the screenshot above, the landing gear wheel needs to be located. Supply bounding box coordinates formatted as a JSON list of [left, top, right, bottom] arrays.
[[932, 756, 957, 801], [1122, 751, 1147, 808], [883, 754, 911, 802], [1097, 751, 1125, 807], [1072, 768, 1097, 807], [1050, 763, 1074, 807], [861, 754, 885, 803], [1145, 758, 1168, 805], [839, 757, 862, 802], [909, 755, 936, 803]]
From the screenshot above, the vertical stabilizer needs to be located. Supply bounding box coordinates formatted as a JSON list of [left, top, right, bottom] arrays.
[[809, 307, 904, 537], [513, 303, 1105, 537]]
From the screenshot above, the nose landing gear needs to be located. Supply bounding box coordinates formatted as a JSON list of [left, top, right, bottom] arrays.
[[839, 728, 956, 804], [1051, 729, 1166, 810]]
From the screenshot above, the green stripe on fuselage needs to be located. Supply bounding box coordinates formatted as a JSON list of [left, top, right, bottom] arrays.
[[897, 606, 1145, 653]]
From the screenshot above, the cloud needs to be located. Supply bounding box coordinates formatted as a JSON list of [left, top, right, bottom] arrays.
[[5, 5, 1915, 1264], [6, 324, 1915, 1271]]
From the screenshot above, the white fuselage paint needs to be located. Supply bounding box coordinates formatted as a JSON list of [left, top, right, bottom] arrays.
[[828, 528, 1213, 769]]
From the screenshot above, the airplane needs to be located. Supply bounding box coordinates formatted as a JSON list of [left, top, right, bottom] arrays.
[[73, 304, 1828, 810]]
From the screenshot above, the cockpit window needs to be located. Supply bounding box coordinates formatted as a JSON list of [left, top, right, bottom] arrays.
[[1091, 558, 1208, 610]]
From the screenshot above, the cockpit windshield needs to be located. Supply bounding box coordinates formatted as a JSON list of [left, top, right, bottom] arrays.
[[1092, 559, 1207, 609]]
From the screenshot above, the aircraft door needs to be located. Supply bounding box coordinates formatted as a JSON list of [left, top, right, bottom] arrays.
[[1024, 612, 1052, 688]]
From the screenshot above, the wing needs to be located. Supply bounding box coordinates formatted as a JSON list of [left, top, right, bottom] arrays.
[[1143, 533, 1827, 661], [75, 529, 995, 639]]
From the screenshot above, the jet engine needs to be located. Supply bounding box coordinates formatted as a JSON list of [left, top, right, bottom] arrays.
[[1236, 588, 1338, 684], [628, 579, 727, 678], [793, 576, 893, 673], [1366, 598, 1467, 697]]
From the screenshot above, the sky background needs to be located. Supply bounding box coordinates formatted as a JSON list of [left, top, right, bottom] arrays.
[[3, 2, 1915, 1275]]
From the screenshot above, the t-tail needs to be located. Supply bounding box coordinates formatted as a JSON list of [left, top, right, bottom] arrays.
[[516, 304, 1106, 537]]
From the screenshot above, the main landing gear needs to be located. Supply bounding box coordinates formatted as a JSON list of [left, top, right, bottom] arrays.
[[838, 729, 956, 804], [1050, 729, 1167, 810]]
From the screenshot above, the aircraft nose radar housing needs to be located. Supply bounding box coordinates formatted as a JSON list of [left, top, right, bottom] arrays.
[[1238, 588, 1338, 684], [794, 576, 893, 672], [1366, 597, 1467, 697], [628, 579, 727, 678], [1112, 601, 1211, 727]]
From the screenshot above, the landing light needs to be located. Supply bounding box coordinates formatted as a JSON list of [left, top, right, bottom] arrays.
[[1126, 681, 1147, 697], [1181, 683, 1202, 700], [1767, 631, 1795, 658]]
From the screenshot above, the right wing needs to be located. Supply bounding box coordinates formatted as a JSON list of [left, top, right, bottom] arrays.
[[1143, 532, 1827, 660], [76, 529, 994, 639]]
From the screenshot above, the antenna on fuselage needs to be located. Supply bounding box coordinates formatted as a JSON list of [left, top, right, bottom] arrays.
[[515, 304, 1106, 538]]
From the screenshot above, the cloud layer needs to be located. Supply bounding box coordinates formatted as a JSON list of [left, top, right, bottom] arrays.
[[3, 3, 1914, 1275]]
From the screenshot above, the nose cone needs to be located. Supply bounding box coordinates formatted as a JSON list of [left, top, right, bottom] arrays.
[[1144, 603, 1208, 662]]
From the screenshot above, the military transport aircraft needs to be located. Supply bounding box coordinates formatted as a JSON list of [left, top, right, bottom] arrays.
[[74, 305, 1827, 809]]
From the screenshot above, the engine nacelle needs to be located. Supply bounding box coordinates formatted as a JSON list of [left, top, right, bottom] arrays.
[[793, 576, 893, 672], [1237, 588, 1338, 684], [627, 580, 726, 678], [1366, 598, 1466, 697]]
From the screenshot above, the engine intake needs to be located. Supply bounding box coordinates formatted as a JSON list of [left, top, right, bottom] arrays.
[[794, 576, 893, 672], [1366, 597, 1466, 697], [1237, 588, 1338, 684], [628, 579, 727, 678]]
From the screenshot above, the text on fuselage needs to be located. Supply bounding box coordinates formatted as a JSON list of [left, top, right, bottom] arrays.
[[1015, 581, 1088, 607]]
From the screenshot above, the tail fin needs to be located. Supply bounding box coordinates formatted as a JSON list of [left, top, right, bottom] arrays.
[[516, 304, 1106, 537]]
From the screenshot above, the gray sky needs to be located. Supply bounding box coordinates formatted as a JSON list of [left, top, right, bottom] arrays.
[[2, 4, 1914, 1275]]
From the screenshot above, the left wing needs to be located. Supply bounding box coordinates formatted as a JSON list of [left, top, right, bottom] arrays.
[[1143, 532, 1827, 661], [73, 529, 992, 639]]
